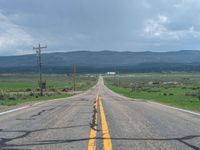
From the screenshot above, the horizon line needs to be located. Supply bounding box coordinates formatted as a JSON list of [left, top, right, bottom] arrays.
[[1, 49, 200, 57]]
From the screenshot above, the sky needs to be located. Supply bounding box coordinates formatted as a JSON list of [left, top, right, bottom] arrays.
[[0, 0, 200, 55]]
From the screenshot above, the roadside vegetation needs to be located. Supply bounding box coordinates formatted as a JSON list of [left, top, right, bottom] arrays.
[[104, 72, 200, 112], [0, 74, 97, 106]]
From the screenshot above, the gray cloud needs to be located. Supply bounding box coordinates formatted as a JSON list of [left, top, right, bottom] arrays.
[[0, 0, 200, 55]]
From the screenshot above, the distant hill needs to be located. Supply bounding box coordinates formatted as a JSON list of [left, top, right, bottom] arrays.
[[1, 50, 200, 73]]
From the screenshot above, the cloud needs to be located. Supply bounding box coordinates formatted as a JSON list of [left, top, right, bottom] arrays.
[[158, 15, 169, 24], [143, 15, 173, 38], [0, 10, 35, 55], [1, 0, 200, 54], [143, 15, 200, 41], [173, 0, 200, 8]]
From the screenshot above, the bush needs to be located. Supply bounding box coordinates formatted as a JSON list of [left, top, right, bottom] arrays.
[[47, 93, 53, 96], [21, 96, 27, 99], [86, 81, 91, 85], [0, 95, 4, 99], [25, 88, 32, 92], [8, 96, 16, 100], [196, 91, 200, 101], [62, 88, 71, 92], [49, 87, 57, 92], [146, 88, 161, 92], [192, 87, 200, 90], [0, 91, 6, 100], [0, 95, 5, 100], [29, 92, 34, 96], [185, 92, 196, 97]]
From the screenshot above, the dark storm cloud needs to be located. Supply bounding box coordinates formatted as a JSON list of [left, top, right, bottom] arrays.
[[0, 0, 200, 55]]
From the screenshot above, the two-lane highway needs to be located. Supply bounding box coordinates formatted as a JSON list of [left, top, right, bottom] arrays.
[[0, 77, 200, 150]]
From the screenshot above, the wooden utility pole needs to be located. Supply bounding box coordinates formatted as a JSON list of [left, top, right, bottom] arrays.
[[73, 64, 76, 91], [114, 66, 117, 86], [33, 44, 47, 96], [117, 71, 120, 87]]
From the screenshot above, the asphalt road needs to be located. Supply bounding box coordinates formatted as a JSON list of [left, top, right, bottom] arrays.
[[0, 77, 200, 150]]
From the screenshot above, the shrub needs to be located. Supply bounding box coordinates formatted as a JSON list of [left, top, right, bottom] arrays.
[[29, 92, 34, 96], [25, 88, 32, 92], [192, 87, 200, 90], [49, 88, 57, 92], [47, 93, 53, 96], [196, 91, 200, 101], [185, 92, 196, 97], [21, 96, 27, 99], [146, 88, 161, 92], [8, 96, 16, 100], [0, 91, 6, 100], [86, 81, 91, 85], [62, 88, 70, 92], [0, 95, 5, 100]]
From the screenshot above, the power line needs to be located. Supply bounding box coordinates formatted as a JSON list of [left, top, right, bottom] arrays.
[[33, 44, 47, 96]]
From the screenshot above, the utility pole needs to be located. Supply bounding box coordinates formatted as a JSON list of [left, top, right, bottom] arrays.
[[33, 44, 47, 96], [73, 64, 76, 91], [117, 70, 120, 87], [114, 66, 117, 86]]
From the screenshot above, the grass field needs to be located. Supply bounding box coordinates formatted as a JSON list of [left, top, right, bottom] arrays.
[[0, 74, 97, 106], [104, 72, 200, 112]]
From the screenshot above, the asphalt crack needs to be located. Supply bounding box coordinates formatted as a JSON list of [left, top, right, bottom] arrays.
[[30, 107, 56, 118], [90, 100, 98, 131]]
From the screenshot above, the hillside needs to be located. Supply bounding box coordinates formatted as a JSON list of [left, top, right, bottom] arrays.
[[1, 50, 200, 73]]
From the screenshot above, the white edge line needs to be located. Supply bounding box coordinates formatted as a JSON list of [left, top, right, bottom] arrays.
[[0, 98, 65, 116], [0, 106, 30, 116], [0, 98, 64, 116], [148, 101, 200, 117], [0, 88, 90, 116], [0, 98, 63, 116]]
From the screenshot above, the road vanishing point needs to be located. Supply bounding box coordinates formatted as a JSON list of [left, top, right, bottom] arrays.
[[0, 77, 200, 150]]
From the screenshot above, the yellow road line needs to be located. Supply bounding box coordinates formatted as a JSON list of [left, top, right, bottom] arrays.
[[88, 93, 99, 150], [99, 96, 113, 150]]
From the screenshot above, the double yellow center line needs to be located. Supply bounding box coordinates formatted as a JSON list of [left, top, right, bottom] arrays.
[[88, 92, 113, 150], [88, 93, 99, 150]]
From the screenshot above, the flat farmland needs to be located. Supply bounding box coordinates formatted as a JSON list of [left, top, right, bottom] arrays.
[[0, 74, 97, 106], [105, 72, 200, 112]]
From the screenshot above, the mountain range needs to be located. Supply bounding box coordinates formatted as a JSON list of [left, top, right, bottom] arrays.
[[1, 50, 200, 73]]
